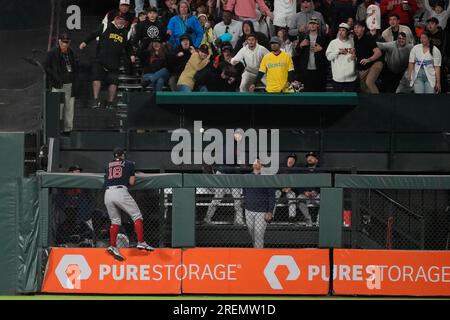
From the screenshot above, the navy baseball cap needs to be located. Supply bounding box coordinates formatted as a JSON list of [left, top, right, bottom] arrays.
[[113, 147, 125, 157], [306, 151, 318, 159], [68, 164, 82, 172]]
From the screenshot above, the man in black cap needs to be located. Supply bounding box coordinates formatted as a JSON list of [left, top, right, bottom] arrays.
[[104, 147, 154, 261], [297, 151, 321, 226], [167, 33, 193, 91], [80, 15, 136, 109], [44, 33, 77, 136]]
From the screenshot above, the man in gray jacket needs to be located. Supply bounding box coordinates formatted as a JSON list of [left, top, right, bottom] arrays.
[[288, 0, 327, 38], [377, 32, 413, 92]]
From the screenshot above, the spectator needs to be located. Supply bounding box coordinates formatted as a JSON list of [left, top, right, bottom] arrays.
[[198, 14, 216, 50], [326, 23, 358, 92], [130, 10, 148, 42], [231, 33, 269, 91], [408, 31, 442, 93], [177, 44, 211, 91], [426, 17, 447, 92], [204, 129, 246, 225], [234, 20, 270, 53], [357, 0, 375, 23], [224, 0, 273, 32], [55, 165, 95, 246], [354, 20, 383, 93], [141, 39, 170, 91], [288, 0, 328, 38], [133, 7, 167, 58], [213, 10, 243, 48], [249, 36, 296, 93], [347, 16, 355, 34], [273, 0, 297, 30], [426, 17, 445, 52], [243, 158, 275, 248], [423, 0, 450, 29], [380, 0, 418, 28], [161, 0, 178, 25], [167, 0, 204, 48], [366, 3, 382, 36], [274, 153, 298, 223], [277, 27, 296, 56], [295, 17, 329, 91], [44, 33, 77, 136], [377, 33, 413, 92], [234, 20, 270, 52], [102, 0, 135, 34], [167, 34, 193, 91], [297, 152, 321, 226], [135, 0, 159, 17], [197, 42, 243, 91], [80, 15, 135, 109], [382, 13, 415, 44]]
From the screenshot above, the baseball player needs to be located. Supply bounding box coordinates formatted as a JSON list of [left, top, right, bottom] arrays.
[[104, 147, 154, 261]]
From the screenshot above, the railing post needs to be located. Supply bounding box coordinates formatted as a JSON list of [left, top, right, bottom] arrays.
[[172, 188, 196, 248], [319, 188, 343, 248]]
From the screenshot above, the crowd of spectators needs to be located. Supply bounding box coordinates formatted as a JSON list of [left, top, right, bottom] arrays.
[[46, 0, 450, 112]]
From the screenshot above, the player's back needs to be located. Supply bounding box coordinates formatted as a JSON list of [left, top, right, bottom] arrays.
[[104, 159, 135, 188]]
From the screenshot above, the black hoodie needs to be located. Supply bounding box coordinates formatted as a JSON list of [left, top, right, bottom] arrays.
[[133, 19, 167, 51], [233, 20, 270, 54], [84, 22, 132, 71]]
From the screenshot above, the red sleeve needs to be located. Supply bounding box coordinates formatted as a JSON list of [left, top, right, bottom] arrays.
[[408, 0, 418, 16], [224, 0, 236, 12], [380, 0, 390, 15]]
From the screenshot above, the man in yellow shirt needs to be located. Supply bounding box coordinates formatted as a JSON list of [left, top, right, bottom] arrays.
[[249, 36, 295, 93]]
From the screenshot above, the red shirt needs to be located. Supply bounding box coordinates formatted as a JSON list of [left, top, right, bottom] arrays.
[[380, 0, 418, 25]]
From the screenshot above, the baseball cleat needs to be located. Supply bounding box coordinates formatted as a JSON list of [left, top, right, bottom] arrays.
[[107, 246, 125, 261], [136, 242, 155, 251]]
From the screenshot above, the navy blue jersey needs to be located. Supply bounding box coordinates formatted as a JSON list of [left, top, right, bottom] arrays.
[[104, 159, 135, 188]]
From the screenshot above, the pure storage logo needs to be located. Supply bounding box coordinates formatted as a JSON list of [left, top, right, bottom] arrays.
[[55, 255, 92, 289], [264, 255, 301, 290]]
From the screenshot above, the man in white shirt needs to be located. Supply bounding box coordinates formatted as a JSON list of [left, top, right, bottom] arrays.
[[213, 10, 243, 48], [231, 33, 269, 91], [381, 14, 415, 45], [325, 23, 357, 92]]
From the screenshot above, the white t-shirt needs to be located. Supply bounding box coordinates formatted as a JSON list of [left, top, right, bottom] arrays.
[[213, 20, 243, 48], [307, 33, 318, 70], [409, 44, 442, 88], [231, 44, 270, 74]]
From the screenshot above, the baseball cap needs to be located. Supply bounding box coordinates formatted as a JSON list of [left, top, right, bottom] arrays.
[[59, 33, 71, 41], [427, 17, 439, 24], [338, 23, 350, 30], [198, 44, 209, 54], [287, 153, 297, 161], [180, 33, 191, 42], [269, 36, 282, 45], [306, 151, 319, 159], [114, 14, 126, 20], [308, 17, 319, 24], [68, 164, 82, 172], [221, 41, 233, 52], [152, 37, 162, 43], [113, 147, 125, 158], [120, 0, 131, 5], [148, 6, 158, 13]]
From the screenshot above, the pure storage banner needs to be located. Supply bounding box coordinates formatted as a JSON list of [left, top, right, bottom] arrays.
[[182, 248, 330, 295], [333, 249, 450, 296], [42, 248, 182, 294]]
